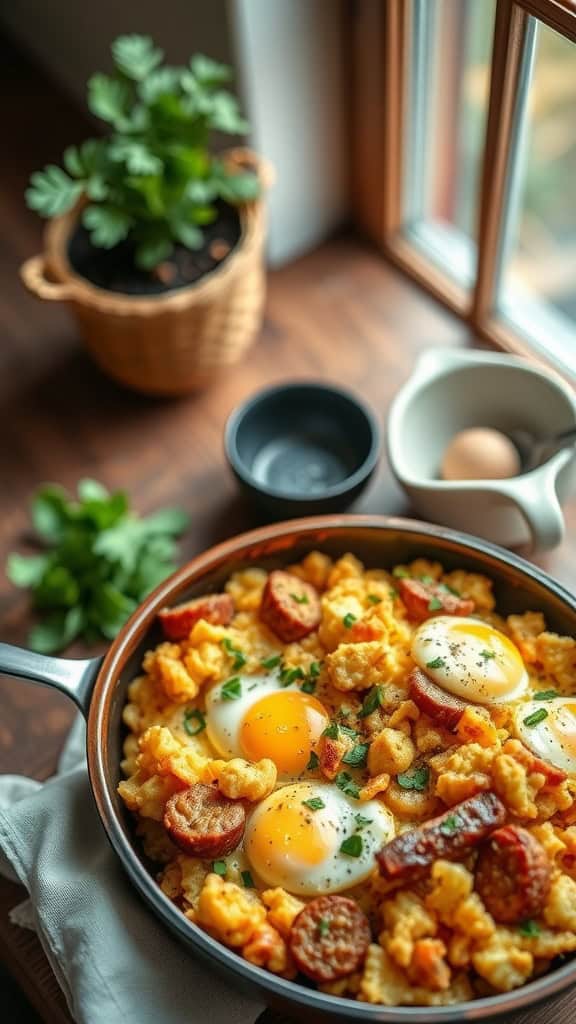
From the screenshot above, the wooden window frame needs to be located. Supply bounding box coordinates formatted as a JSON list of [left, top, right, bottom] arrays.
[[351, 0, 576, 371]]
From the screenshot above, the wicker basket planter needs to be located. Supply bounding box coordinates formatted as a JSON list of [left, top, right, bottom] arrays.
[[20, 149, 272, 396]]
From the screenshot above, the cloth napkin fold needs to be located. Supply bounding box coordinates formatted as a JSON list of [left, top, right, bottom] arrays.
[[0, 717, 265, 1024]]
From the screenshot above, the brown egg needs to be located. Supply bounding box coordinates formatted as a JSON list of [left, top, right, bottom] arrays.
[[441, 428, 521, 481]]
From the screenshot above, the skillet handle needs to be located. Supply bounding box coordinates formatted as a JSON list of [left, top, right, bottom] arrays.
[[0, 642, 103, 717]]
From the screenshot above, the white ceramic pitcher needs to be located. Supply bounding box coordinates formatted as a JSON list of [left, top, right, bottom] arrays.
[[387, 348, 576, 552]]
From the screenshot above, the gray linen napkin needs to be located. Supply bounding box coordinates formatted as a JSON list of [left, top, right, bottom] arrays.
[[0, 717, 265, 1024]]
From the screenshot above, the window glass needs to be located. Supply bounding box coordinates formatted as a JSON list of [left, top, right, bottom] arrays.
[[404, 0, 495, 284], [497, 20, 576, 372]]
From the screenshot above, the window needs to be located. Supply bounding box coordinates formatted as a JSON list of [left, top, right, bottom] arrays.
[[352, 0, 576, 378], [404, 0, 496, 288], [497, 18, 576, 373]]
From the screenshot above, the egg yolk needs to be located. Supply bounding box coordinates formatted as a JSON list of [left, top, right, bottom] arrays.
[[449, 620, 526, 697], [247, 791, 330, 870], [551, 702, 576, 754], [240, 691, 329, 775]]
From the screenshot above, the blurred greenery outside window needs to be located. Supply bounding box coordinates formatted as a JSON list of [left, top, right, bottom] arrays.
[[402, 0, 576, 375]]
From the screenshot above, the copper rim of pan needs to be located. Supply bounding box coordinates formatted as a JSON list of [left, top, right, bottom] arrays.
[[87, 514, 576, 1021]]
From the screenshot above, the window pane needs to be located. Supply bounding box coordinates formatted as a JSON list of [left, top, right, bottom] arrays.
[[497, 20, 576, 374], [404, 0, 495, 284]]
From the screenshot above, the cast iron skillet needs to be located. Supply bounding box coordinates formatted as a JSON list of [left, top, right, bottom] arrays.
[[2, 515, 576, 1022]]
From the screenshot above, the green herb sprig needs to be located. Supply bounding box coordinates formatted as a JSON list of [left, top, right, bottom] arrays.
[[183, 708, 206, 736], [25, 36, 260, 270], [6, 479, 189, 653], [396, 765, 430, 792], [523, 708, 548, 727], [221, 637, 246, 671]]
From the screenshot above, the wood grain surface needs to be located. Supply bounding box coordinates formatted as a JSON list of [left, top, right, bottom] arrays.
[[1, 26, 576, 1024]]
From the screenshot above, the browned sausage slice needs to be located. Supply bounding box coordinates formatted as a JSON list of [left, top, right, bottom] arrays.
[[408, 667, 467, 730], [399, 578, 475, 622], [377, 791, 506, 882], [259, 570, 321, 642], [163, 783, 245, 857], [475, 825, 551, 924], [289, 895, 371, 982], [158, 594, 234, 640]]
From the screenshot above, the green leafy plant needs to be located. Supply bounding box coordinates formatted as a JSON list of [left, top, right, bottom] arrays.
[[25, 35, 260, 270], [6, 479, 189, 653]]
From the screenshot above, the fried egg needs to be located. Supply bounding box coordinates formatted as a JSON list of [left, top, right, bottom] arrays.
[[514, 697, 576, 776], [244, 781, 394, 895], [205, 674, 330, 779], [411, 615, 528, 704]]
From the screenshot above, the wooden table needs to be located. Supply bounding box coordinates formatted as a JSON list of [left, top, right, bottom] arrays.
[[1, 29, 576, 1024]]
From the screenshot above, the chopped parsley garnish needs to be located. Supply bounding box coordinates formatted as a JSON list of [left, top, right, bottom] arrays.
[[428, 596, 443, 611], [339, 724, 358, 739], [323, 722, 357, 741], [523, 708, 549, 727], [340, 834, 363, 857], [212, 860, 227, 876], [342, 613, 357, 629], [420, 575, 434, 584], [480, 649, 496, 661], [367, 594, 382, 605], [280, 665, 305, 687], [183, 708, 206, 736], [318, 918, 330, 936], [307, 751, 319, 771], [355, 813, 373, 831], [300, 678, 317, 694], [322, 722, 340, 740], [241, 870, 255, 888], [342, 743, 370, 768], [392, 567, 410, 579], [302, 797, 325, 811], [397, 765, 430, 792], [518, 919, 541, 937], [439, 813, 461, 836], [301, 660, 322, 694], [533, 690, 558, 701], [426, 656, 445, 669], [335, 771, 360, 799], [359, 685, 384, 718], [261, 654, 282, 670], [221, 676, 242, 701], [221, 637, 246, 671], [290, 592, 309, 604]]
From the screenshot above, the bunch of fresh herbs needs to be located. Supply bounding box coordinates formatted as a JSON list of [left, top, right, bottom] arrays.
[[26, 35, 260, 270], [6, 479, 189, 653]]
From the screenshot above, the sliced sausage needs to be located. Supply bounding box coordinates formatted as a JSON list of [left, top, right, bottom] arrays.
[[289, 895, 371, 982], [259, 570, 321, 643], [158, 593, 234, 640], [503, 738, 568, 787], [377, 791, 506, 882], [475, 825, 551, 924], [399, 578, 475, 622], [408, 667, 467, 730], [163, 782, 245, 857]]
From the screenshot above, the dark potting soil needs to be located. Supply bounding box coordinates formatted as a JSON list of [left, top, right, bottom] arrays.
[[67, 200, 242, 295]]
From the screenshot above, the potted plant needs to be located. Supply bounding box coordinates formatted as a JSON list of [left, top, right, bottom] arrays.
[[21, 35, 272, 395]]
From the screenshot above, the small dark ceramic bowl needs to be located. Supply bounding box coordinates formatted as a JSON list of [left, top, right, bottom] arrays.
[[224, 381, 381, 517]]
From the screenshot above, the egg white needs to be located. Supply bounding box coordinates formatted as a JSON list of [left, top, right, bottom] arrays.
[[244, 781, 394, 896], [411, 615, 529, 705], [514, 697, 576, 776], [205, 673, 280, 760]]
